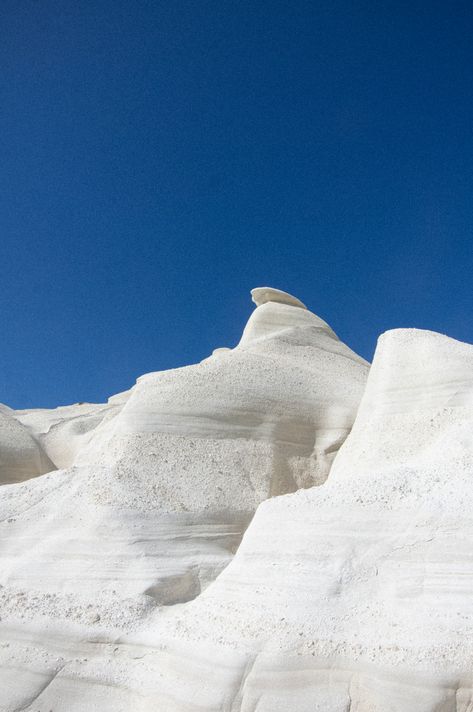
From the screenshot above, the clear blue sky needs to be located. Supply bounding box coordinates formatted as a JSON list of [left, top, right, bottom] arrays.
[[1, 1, 472, 408]]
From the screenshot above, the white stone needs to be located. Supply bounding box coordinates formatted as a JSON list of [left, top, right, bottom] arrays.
[[117, 327, 473, 711], [14, 399, 127, 470], [1, 291, 471, 711], [251, 286, 307, 309], [0, 288, 368, 711], [0, 404, 53, 484]]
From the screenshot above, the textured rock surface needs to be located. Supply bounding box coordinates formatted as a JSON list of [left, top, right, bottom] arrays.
[[114, 327, 473, 711], [1, 289, 471, 711], [0, 405, 54, 484], [14, 398, 128, 470], [0, 288, 371, 711]]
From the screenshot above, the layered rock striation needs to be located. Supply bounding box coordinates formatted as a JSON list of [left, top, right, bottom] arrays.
[[114, 327, 473, 711], [1, 289, 471, 711], [0, 405, 54, 485], [0, 288, 369, 711]]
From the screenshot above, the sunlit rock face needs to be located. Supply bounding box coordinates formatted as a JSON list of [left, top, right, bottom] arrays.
[[0, 288, 370, 712], [14, 398, 128, 470], [2, 289, 471, 712], [104, 327, 472, 712], [0, 404, 54, 484]]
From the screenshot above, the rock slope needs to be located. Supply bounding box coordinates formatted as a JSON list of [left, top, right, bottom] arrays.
[[0, 288, 369, 711], [2, 289, 471, 711], [14, 397, 128, 471], [0, 405, 54, 485], [111, 326, 473, 711]]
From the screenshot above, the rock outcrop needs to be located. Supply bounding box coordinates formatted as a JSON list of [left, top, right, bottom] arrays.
[[250, 286, 308, 309], [14, 398, 128, 470], [0, 404, 54, 484], [1, 290, 471, 711], [0, 288, 370, 711]]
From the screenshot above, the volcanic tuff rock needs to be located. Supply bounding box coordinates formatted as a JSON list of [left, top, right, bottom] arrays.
[[0, 404, 54, 485], [115, 327, 473, 711], [0, 288, 369, 711], [0, 289, 471, 711], [250, 286, 308, 309]]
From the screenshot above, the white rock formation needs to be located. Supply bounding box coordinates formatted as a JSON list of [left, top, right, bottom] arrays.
[[251, 286, 308, 309], [14, 398, 128, 470], [1, 289, 471, 711], [113, 327, 473, 711], [0, 288, 370, 711], [0, 404, 54, 484]]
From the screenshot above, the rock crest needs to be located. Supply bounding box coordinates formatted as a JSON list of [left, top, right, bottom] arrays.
[[251, 286, 307, 309], [0, 288, 472, 711]]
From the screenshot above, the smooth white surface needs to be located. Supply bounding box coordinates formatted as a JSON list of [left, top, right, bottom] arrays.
[[14, 397, 129, 470], [0, 404, 54, 484], [250, 286, 307, 309], [0, 289, 370, 711], [119, 327, 473, 711], [2, 292, 471, 711]]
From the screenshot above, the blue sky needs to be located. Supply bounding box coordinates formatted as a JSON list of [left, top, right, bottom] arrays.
[[1, 1, 472, 408]]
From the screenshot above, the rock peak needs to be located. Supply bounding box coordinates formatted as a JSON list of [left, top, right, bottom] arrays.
[[251, 286, 307, 310]]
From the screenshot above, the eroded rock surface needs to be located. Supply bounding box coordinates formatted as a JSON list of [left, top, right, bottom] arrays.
[[3, 289, 471, 711], [109, 327, 472, 712], [0, 405, 54, 485], [0, 288, 369, 711]]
